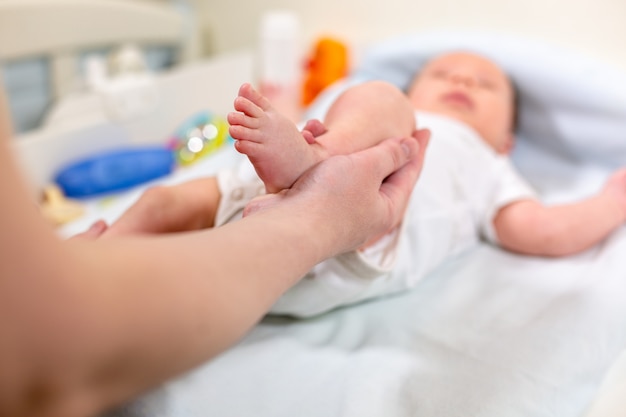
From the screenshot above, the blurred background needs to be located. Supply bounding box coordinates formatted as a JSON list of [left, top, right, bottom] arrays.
[[1, 0, 625, 134], [194, 0, 626, 71]]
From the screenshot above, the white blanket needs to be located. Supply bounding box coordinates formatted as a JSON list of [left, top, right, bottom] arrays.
[[107, 31, 626, 417], [110, 230, 626, 417]]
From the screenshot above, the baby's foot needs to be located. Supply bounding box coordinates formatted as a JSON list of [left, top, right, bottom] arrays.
[[228, 83, 326, 193], [257, 81, 301, 123]]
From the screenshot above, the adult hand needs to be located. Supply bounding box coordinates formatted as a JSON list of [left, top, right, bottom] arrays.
[[244, 128, 430, 254]]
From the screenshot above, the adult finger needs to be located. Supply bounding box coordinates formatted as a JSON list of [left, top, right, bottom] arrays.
[[69, 219, 108, 240], [351, 136, 418, 185], [378, 129, 430, 218]]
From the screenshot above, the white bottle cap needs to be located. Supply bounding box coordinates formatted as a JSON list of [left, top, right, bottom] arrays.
[[260, 10, 299, 40]]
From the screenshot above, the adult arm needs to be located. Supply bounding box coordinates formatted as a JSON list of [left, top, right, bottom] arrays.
[[494, 170, 626, 256], [0, 92, 426, 417]]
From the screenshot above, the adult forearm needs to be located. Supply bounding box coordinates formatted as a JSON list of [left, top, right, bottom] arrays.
[[7, 207, 331, 417]]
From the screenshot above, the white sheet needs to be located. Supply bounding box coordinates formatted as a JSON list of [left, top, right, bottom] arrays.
[[100, 32, 626, 417], [108, 231, 626, 417]]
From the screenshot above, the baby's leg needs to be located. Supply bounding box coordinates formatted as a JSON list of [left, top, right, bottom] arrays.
[[228, 81, 416, 193], [314, 81, 417, 156], [228, 83, 327, 193], [103, 177, 222, 237]]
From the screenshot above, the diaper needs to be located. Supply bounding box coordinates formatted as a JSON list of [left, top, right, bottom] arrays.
[[214, 163, 266, 227]]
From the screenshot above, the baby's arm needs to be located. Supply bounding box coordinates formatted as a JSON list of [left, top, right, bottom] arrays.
[[494, 169, 626, 257], [103, 177, 221, 237]]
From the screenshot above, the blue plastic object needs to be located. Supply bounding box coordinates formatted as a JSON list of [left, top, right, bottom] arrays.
[[55, 147, 175, 198]]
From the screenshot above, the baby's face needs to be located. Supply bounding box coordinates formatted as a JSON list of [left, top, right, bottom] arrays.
[[407, 52, 515, 154]]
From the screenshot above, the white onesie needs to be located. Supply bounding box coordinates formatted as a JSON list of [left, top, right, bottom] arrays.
[[215, 111, 537, 317]]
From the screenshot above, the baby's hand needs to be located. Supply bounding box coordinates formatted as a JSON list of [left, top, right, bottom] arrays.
[[602, 168, 626, 222]]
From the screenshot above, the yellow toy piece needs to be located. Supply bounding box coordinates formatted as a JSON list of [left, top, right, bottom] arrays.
[[301, 37, 349, 106], [40, 184, 85, 226]]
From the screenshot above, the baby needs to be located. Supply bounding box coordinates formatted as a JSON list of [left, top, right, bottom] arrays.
[[102, 51, 626, 316]]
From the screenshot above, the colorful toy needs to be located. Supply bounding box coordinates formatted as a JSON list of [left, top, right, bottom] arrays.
[[301, 37, 349, 106], [167, 111, 232, 166]]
